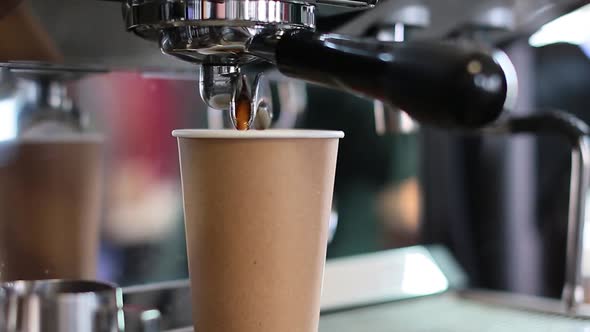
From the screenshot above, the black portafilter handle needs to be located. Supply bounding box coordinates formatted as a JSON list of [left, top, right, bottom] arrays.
[[260, 30, 508, 129]]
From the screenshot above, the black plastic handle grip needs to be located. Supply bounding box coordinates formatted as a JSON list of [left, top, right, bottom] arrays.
[[274, 30, 508, 129]]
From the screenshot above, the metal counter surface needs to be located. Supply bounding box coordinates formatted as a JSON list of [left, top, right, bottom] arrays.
[[165, 294, 590, 332], [320, 294, 590, 332]]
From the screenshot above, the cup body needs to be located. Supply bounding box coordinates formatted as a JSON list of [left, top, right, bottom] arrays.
[[174, 129, 342, 332]]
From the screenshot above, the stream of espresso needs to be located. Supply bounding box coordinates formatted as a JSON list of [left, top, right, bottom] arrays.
[[234, 80, 253, 130]]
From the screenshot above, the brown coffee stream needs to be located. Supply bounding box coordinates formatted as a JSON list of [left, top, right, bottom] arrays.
[[234, 82, 253, 131]]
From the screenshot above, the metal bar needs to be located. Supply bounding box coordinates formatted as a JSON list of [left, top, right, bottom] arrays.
[[563, 137, 590, 313], [482, 110, 590, 315]]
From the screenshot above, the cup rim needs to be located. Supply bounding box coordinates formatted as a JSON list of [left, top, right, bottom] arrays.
[[172, 129, 345, 139]]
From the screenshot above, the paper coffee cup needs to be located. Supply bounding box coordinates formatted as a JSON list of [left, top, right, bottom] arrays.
[[173, 129, 343, 332]]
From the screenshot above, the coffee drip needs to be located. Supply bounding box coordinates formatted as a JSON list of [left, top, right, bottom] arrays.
[[234, 79, 253, 131], [228, 72, 273, 131]]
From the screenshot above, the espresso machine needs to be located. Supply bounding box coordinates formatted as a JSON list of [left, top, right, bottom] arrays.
[[2, 0, 590, 331]]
